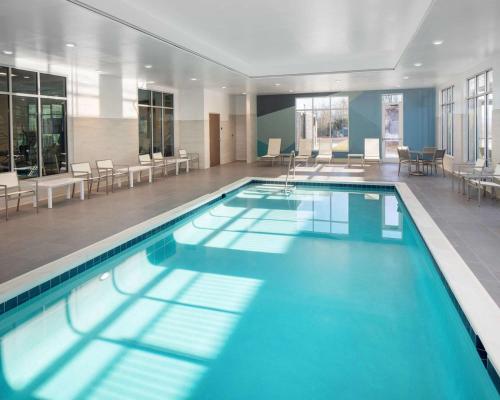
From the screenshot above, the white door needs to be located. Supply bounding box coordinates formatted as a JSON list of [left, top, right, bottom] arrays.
[[381, 94, 403, 162]]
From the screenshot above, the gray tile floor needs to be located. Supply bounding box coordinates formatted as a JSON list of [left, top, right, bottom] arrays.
[[1, 161, 499, 306]]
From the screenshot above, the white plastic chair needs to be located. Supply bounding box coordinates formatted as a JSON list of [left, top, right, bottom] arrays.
[[95, 159, 129, 192], [315, 138, 333, 164], [295, 139, 313, 166], [260, 138, 282, 166], [466, 163, 500, 206], [71, 162, 101, 197]]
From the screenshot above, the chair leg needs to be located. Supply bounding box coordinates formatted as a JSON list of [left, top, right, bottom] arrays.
[[97, 178, 100, 192], [88, 181, 92, 198], [398, 162, 401, 176], [72, 183, 75, 198], [16, 193, 21, 211]]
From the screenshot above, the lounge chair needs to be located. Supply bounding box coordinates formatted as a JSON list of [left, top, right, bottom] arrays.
[[261, 138, 282, 166], [71, 162, 102, 197], [315, 138, 333, 164], [364, 138, 381, 166], [95, 160, 130, 192], [179, 149, 200, 169], [0, 171, 38, 220], [295, 139, 313, 166], [466, 163, 500, 206], [452, 158, 485, 193]]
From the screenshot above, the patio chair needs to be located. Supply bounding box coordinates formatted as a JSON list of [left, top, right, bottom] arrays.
[[0, 171, 38, 220], [139, 154, 165, 177], [295, 139, 313, 166], [397, 147, 414, 176], [71, 162, 102, 197], [452, 158, 485, 193], [95, 159, 130, 192], [315, 138, 333, 164], [364, 138, 381, 166], [466, 163, 500, 206], [179, 149, 200, 169], [260, 138, 282, 166], [422, 149, 446, 176]]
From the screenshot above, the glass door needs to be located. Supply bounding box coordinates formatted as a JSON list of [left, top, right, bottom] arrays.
[[381, 94, 403, 162]]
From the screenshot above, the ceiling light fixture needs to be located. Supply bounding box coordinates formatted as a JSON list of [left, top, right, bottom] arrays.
[[2, 50, 13, 55], [403, 76, 409, 80], [273, 83, 280, 87], [289, 90, 294, 93], [432, 40, 444, 46], [144, 64, 152, 69], [241, 92, 247, 95], [335, 80, 341, 83], [190, 78, 197, 81], [146, 81, 155, 84], [414, 62, 423, 67], [65, 43, 76, 48], [221, 86, 227, 89]]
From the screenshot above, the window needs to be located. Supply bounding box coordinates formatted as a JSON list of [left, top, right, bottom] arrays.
[[295, 96, 349, 151], [137, 89, 175, 156], [0, 66, 67, 177], [467, 70, 493, 162], [441, 86, 453, 155], [381, 94, 403, 160]]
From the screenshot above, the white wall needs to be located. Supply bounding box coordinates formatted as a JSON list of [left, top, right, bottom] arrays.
[[436, 54, 500, 170]]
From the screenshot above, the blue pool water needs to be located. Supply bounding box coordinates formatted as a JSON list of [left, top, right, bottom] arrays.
[[0, 184, 498, 399]]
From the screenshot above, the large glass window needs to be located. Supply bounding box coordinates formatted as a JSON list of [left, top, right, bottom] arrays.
[[138, 89, 175, 156], [0, 65, 67, 177], [441, 86, 453, 155], [40, 74, 66, 97], [41, 99, 67, 175], [11, 69, 37, 95], [12, 96, 38, 177], [295, 95, 349, 151], [0, 67, 8, 92], [0, 95, 9, 172], [467, 70, 493, 162]]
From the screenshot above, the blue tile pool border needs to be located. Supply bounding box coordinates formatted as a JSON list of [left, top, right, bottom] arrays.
[[0, 179, 498, 394]]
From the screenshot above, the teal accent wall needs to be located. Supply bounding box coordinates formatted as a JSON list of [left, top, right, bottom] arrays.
[[257, 88, 436, 156]]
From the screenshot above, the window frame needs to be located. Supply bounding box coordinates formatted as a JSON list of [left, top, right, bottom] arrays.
[[137, 89, 175, 156], [466, 69, 493, 163], [0, 65, 67, 177], [441, 86, 454, 156]]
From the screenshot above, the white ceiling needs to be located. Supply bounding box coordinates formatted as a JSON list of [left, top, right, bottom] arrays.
[[0, 0, 499, 95]]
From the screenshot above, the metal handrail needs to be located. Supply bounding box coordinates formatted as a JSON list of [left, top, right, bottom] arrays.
[[284, 151, 296, 193]]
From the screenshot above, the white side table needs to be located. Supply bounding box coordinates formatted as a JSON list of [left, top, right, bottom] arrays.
[[118, 166, 153, 188], [37, 177, 85, 208], [347, 154, 364, 167], [166, 159, 190, 175]]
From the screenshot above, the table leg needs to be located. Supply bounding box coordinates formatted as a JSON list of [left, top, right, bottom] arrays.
[[136, 173, 141, 183], [66, 185, 71, 199], [148, 168, 152, 183], [186, 160, 190, 173], [129, 171, 134, 188], [80, 181, 85, 200], [176, 162, 179, 175], [47, 188, 53, 209]]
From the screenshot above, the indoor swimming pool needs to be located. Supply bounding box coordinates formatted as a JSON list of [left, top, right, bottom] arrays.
[[0, 183, 498, 399]]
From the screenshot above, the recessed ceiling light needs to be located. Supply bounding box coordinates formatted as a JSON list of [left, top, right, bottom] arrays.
[[432, 40, 444, 46], [414, 62, 423, 67], [273, 83, 280, 86], [65, 43, 76, 48], [190, 78, 197, 81], [289, 90, 294, 93], [221, 86, 227, 89], [2, 50, 13, 55], [146, 81, 155, 84], [241, 92, 247, 95], [144, 64, 152, 69], [403, 76, 409, 80]]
